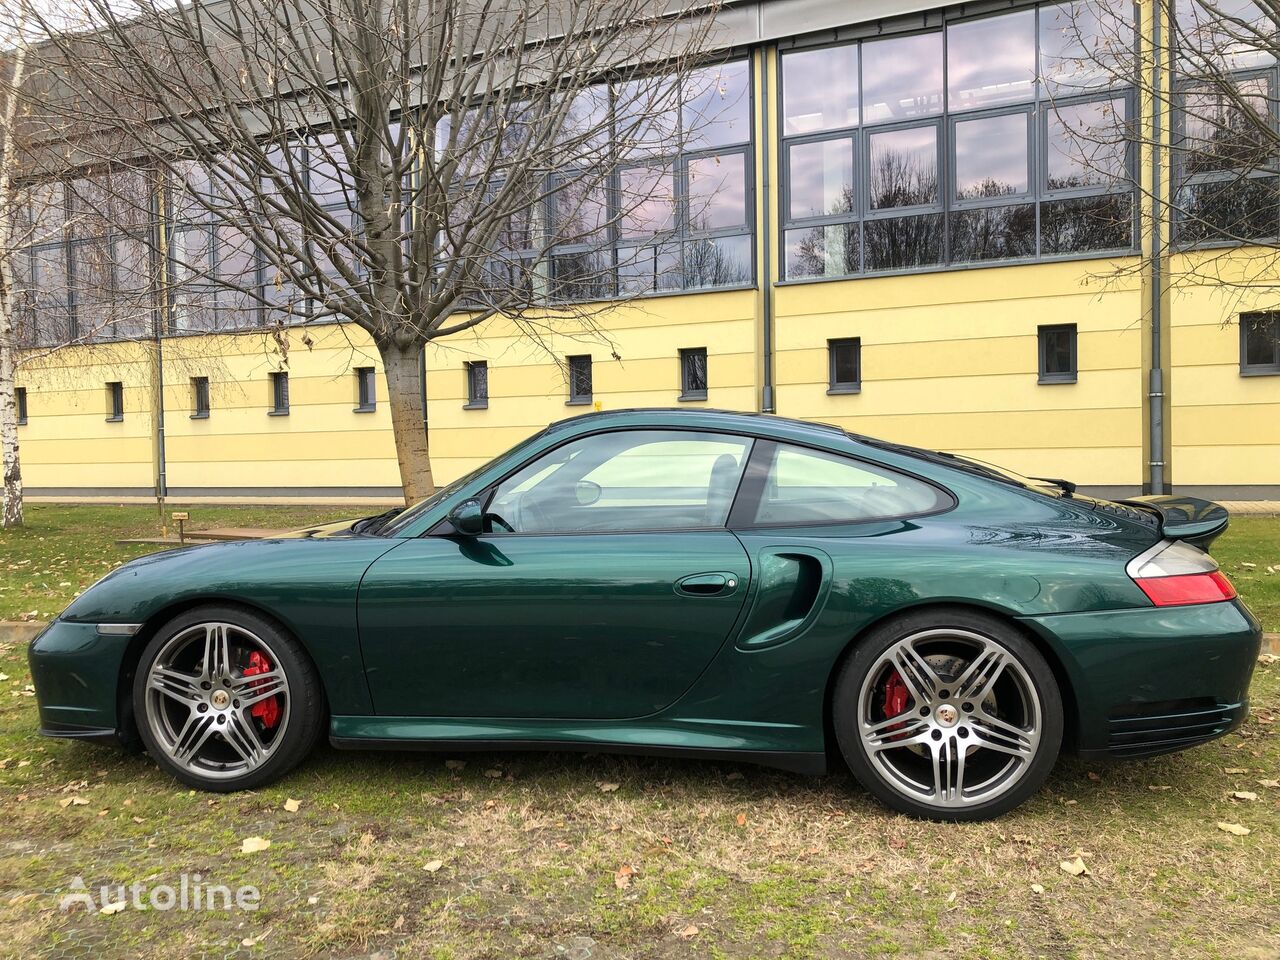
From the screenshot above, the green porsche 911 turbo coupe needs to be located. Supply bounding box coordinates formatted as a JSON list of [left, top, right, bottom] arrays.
[[29, 409, 1262, 820]]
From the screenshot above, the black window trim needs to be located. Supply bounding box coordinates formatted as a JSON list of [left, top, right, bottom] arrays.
[[105, 380, 124, 422], [1240, 311, 1280, 376], [464, 360, 489, 410], [827, 337, 862, 394], [354, 366, 377, 412], [1038, 322, 1079, 384], [566, 354, 593, 405], [15, 386, 27, 425], [678, 346, 709, 401], [191, 375, 210, 419], [268, 370, 290, 416]]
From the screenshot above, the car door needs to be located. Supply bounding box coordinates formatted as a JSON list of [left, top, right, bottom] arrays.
[[357, 428, 755, 719]]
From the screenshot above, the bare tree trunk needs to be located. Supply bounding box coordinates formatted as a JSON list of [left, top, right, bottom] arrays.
[[381, 343, 433, 502], [0, 331, 20, 529], [0, 45, 25, 529]]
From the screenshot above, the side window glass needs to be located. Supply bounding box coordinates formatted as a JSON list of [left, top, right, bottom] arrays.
[[487, 430, 751, 533], [752, 444, 946, 525]]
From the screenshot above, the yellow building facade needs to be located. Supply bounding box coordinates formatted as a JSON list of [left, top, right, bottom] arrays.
[[14, 0, 1280, 503]]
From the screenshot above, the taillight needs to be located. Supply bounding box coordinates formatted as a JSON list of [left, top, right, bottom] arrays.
[[1127, 540, 1238, 607]]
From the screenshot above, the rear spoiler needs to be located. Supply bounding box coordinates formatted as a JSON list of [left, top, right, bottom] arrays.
[[1119, 496, 1229, 551]]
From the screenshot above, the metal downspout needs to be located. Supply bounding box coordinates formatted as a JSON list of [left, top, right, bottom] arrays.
[[1148, 0, 1166, 495], [759, 45, 775, 414], [153, 180, 168, 504]]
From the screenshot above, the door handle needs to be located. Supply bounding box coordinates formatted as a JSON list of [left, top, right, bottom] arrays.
[[675, 572, 738, 597]]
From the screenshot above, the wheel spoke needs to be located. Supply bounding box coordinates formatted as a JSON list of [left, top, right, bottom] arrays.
[[171, 712, 219, 763], [969, 711, 1036, 758], [231, 669, 287, 706], [201, 624, 232, 680], [222, 711, 266, 767], [953, 644, 1009, 703], [929, 737, 967, 803], [149, 666, 202, 705], [888, 642, 942, 705], [863, 718, 931, 752]]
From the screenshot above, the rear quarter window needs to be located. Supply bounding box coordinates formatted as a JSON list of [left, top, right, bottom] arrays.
[[752, 443, 948, 525]]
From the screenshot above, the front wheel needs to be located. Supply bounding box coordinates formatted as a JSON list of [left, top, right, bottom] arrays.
[[833, 610, 1063, 821], [132, 605, 325, 792]]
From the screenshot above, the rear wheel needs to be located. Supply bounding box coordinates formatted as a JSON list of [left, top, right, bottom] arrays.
[[132, 605, 324, 792], [833, 610, 1063, 821]]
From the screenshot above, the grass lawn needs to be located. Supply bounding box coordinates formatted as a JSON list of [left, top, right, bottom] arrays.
[[0, 505, 1277, 958]]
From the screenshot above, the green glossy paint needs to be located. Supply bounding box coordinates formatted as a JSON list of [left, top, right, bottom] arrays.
[[29, 408, 1264, 767]]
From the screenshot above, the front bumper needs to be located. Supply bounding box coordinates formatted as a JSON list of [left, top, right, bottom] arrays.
[[28, 619, 135, 742], [1019, 598, 1262, 758]]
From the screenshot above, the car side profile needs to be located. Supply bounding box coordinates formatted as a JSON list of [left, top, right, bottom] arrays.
[[29, 409, 1262, 820]]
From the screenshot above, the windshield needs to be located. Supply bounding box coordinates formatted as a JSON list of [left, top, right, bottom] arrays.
[[377, 430, 548, 536]]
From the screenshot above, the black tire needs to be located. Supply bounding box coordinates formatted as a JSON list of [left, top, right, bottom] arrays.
[[832, 608, 1063, 822], [132, 605, 325, 792]]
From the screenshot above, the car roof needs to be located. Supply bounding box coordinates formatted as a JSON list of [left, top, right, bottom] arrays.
[[543, 407, 852, 445]]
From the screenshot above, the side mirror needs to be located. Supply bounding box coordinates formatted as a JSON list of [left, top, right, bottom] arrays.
[[575, 479, 602, 506], [447, 498, 485, 536]]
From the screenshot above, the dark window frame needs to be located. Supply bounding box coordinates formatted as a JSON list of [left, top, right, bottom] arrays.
[[15, 386, 27, 425], [191, 376, 210, 419], [1240, 311, 1280, 376], [1038, 323, 1079, 384], [828, 337, 862, 394], [566, 354, 593, 405], [464, 360, 489, 409], [106, 381, 124, 421], [355, 366, 377, 412], [678, 347, 709, 401], [268, 371, 290, 416], [778, 4, 1139, 282]]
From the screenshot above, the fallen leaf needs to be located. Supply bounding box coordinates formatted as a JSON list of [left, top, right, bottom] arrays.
[[423, 859, 444, 873], [484, 768, 502, 779], [596, 781, 620, 793], [1031, 883, 1045, 895], [1232, 791, 1259, 802], [1258, 779, 1280, 789], [240, 836, 272, 854], [676, 923, 699, 939], [1217, 822, 1251, 836], [99, 900, 127, 915], [1224, 767, 1249, 775], [1148, 785, 1172, 792], [0, 673, 9, 682], [1059, 857, 1090, 877], [131, 816, 144, 824], [59, 797, 89, 808], [283, 798, 301, 813], [1259, 654, 1279, 665], [735, 813, 747, 827], [614, 863, 636, 889], [1086, 771, 1101, 782]]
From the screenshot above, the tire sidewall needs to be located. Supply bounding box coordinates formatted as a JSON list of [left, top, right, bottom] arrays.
[[132, 604, 321, 792], [832, 610, 1064, 821]]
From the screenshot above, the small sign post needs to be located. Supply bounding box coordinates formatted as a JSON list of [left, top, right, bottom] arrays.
[[172, 512, 190, 544]]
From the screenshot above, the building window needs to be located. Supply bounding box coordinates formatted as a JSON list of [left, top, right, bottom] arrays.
[[269, 371, 290, 415], [1241, 312, 1280, 375], [828, 338, 862, 394], [679, 347, 708, 401], [105, 381, 124, 421], [780, 4, 1135, 281], [1038, 324, 1078, 383], [191, 377, 210, 418], [355, 367, 376, 412], [567, 355, 593, 405], [15, 387, 27, 425], [465, 361, 489, 409]]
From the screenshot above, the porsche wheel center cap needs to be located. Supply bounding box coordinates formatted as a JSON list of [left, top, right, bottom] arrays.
[[934, 704, 959, 727], [211, 690, 230, 709]]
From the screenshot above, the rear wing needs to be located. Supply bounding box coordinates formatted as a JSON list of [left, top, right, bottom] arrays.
[[1119, 496, 1229, 551]]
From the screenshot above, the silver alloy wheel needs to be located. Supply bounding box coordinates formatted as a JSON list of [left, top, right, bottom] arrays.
[[144, 622, 291, 780], [856, 628, 1042, 809]]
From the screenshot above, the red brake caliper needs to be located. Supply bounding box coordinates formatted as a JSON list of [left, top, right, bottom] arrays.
[[242, 650, 281, 729], [882, 669, 910, 738]]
